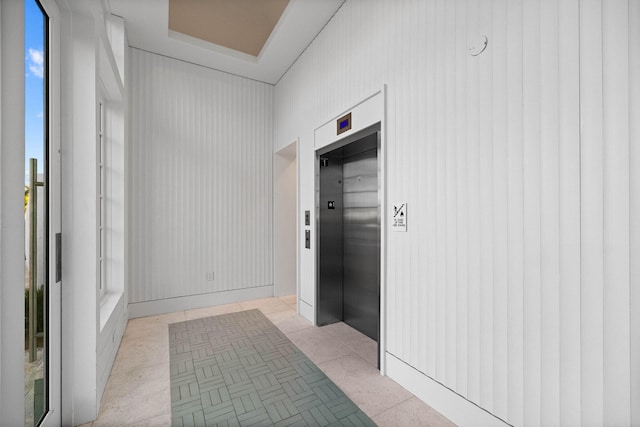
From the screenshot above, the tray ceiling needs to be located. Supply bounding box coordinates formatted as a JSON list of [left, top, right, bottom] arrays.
[[107, 0, 345, 84]]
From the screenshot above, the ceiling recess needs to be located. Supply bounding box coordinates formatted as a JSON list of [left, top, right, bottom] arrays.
[[107, 0, 345, 84], [168, 0, 290, 57]]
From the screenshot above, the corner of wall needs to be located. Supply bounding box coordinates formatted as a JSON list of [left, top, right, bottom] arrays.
[[65, 11, 99, 425], [61, 3, 129, 423], [0, 1, 26, 424]]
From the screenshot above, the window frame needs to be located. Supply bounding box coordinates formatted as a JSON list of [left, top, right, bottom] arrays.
[[97, 92, 107, 303]]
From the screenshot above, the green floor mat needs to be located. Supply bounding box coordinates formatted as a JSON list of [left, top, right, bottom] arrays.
[[169, 309, 376, 427]]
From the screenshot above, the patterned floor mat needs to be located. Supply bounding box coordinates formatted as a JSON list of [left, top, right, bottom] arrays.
[[169, 309, 376, 427]]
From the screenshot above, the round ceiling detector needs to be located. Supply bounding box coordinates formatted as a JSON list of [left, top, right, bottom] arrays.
[[469, 35, 488, 56]]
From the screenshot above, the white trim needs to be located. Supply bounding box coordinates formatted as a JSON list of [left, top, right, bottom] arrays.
[[314, 89, 384, 151], [298, 298, 314, 322], [0, 1, 25, 424], [314, 89, 383, 141], [96, 292, 126, 407], [379, 84, 387, 374], [313, 87, 386, 373], [40, 0, 63, 424], [296, 138, 300, 314], [386, 353, 510, 427], [97, 95, 106, 302], [128, 286, 275, 319], [60, 9, 100, 424], [99, 291, 123, 331]]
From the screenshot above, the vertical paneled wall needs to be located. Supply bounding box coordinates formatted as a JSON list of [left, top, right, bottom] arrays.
[[274, 0, 639, 425], [128, 48, 273, 304], [581, 1, 633, 425], [631, 2, 640, 425]]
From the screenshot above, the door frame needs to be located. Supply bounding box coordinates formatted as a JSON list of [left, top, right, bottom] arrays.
[[313, 87, 387, 373], [0, 0, 62, 424], [0, 0, 29, 422], [40, 0, 62, 424]]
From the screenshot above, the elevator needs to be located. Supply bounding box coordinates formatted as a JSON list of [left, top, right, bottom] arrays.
[[317, 127, 380, 347]]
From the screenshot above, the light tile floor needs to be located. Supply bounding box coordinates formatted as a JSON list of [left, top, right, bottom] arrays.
[[81, 296, 455, 427]]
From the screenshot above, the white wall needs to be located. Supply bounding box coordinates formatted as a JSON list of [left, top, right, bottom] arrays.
[[0, 1, 25, 424], [274, 1, 640, 426], [128, 49, 274, 314], [631, 2, 640, 424], [97, 11, 128, 409], [62, 11, 98, 424], [59, 4, 128, 423]]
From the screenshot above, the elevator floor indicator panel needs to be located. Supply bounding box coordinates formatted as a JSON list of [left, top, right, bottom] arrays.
[[337, 112, 352, 135]]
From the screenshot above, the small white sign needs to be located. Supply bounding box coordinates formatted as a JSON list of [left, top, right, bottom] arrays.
[[391, 202, 407, 232]]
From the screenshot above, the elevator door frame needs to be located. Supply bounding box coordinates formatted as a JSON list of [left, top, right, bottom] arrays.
[[317, 131, 380, 337], [315, 117, 386, 372]]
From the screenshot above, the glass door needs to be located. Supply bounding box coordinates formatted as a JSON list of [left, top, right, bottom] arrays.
[[24, 0, 60, 425]]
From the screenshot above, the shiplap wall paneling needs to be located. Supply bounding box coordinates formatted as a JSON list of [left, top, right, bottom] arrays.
[[434, 0, 447, 388], [424, 0, 438, 382], [415, 0, 431, 382], [453, 0, 469, 401], [478, 0, 496, 415], [601, 0, 631, 424], [444, 0, 459, 394], [540, 0, 561, 425], [410, 0, 423, 376], [631, 0, 640, 425], [506, 0, 525, 424], [129, 49, 273, 304], [558, 0, 581, 426], [273, 0, 639, 425], [466, 0, 482, 408], [522, 0, 543, 424], [580, 0, 605, 423], [492, 0, 509, 421]]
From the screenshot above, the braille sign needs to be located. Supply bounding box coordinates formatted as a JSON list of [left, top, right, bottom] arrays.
[[392, 202, 407, 232]]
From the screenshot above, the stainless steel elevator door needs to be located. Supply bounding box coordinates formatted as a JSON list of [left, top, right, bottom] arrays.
[[342, 143, 379, 341], [317, 132, 380, 342], [317, 151, 344, 326]]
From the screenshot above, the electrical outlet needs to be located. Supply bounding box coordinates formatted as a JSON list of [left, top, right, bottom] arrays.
[[206, 272, 214, 281]]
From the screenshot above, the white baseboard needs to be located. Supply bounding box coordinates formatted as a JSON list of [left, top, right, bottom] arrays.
[[128, 285, 274, 318], [385, 353, 509, 427], [298, 298, 314, 323]]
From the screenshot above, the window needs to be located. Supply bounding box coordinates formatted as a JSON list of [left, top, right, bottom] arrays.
[[98, 99, 106, 299]]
